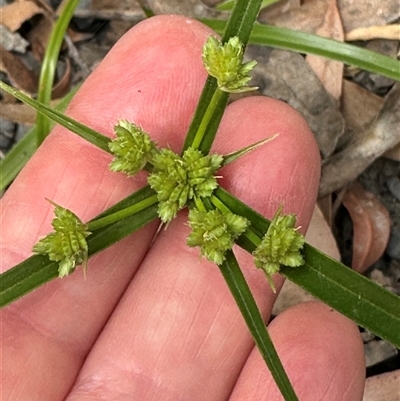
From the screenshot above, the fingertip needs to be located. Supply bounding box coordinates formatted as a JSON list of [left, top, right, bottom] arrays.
[[215, 96, 321, 231], [270, 301, 365, 400], [230, 301, 365, 400]]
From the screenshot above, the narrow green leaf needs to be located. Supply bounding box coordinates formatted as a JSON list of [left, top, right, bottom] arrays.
[[202, 20, 400, 81], [0, 86, 80, 191], [36, 0, 81, 145], [0, 186, 158, 307], [221, 0, 264, 46], [214, 187, 400, 348], [221, 251, 298, 401], [222, 134, 278, 166], [0, 82, 111, 153], [88, 193, 158, 231], [281, 248, 400, 349]]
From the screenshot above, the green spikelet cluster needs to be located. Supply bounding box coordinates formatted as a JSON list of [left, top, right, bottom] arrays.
[[32, 201, 91, 278], [253, 207, 305, 289], [108, 120, 157, 175], [202, 36, 257, 93], [148, 148, 223, 223], [187, 209, 249, 264]]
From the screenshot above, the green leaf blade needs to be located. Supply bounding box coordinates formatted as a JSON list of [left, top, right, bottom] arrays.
[[221, 251, 298, 401], [214, 187, 400, 348], [202, 20, 400, 81], [0, 82, 111, 153], [284, 245, 400, 348], [0, 86, 80, 191], [1, 186, 158, 307], [36, 0, 82, 145]]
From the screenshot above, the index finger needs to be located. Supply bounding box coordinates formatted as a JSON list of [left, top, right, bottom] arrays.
[[1, 15, 216, 399]]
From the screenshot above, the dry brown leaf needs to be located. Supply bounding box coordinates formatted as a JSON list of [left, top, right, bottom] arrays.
[[247, 46, 344, 158], [363, 370, 400, 401], [317, 195, 333, 227], [320, 83, 400, 196], [339, 79, 383, 149], [0, 103, 36, 125], [306, 203, 341, 260], [0, 25, 29, 52], [384, 143, 400, 161], [51, 58, 72, 99], [306, 0, 344, 101], [346, 24, 400, 41], [147, 0, 219, 18], [259, 0, 400, 39], [27, 15, 53, 61], [338, 0, 400, 33], [0, 45, 38, 93], [342, 182, 391, 273], [0, 0, 43, 32], [0, 98, 62, 125], [33, 0, 54, 14], [258, 0, 328, 34], [258, 0, 301, 21]]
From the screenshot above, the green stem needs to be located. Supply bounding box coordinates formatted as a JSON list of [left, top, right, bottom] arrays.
[[0, 85, 80, 191], [0, 82, 111, 154], [36, 0, 81, 147], [221, 251, 298, 401], [88, 194, 158, 231], [191, 88, 224, 150], [211, 194, 261, 246], [193, 196, 207, 212], [210, 194, 230, 213], [244, 228, 262, 247]]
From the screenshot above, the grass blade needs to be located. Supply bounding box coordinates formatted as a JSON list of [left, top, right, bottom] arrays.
[[36, 0, 81, 145], [214, 187, 400, 348], [203, 20, 400, 81], [221, 251, 298, 401], [0, 86, 80, 191], [0, 186, 158, 307], [0, 82, 111, 153], [282, 246, 400, 348]]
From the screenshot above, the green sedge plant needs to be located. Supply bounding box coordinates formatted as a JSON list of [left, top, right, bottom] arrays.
[[1, 0, 400, 400]]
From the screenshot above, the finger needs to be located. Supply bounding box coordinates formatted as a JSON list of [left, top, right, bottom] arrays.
[[229, 301, 365, 400], [66, 96, 320, 400], [1, 15, 215, 400]]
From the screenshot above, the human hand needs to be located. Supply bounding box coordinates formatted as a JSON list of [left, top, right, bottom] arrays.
[[1, 15, 365, 400]]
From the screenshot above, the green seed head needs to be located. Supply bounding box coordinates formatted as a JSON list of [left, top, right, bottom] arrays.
[[187, 208, 249, 264], [109, 120, 157, 176], [32, 201, 91, 278], [148, 148, 223, 223], [202, 36, 258, 93], [253, 206, 305, 290]]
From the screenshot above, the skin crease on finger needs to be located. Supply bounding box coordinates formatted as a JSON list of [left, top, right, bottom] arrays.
[[0, 15, 363, 401]]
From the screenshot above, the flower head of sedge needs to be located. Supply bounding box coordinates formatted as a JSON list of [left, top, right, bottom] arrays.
[[187, 208, 249, 264], [109, 120, 157, 176], [202, 36, 258, 93], [32, 200, 91, 278], [253, 206, 305, 291], [148, 148, 223, 223]]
